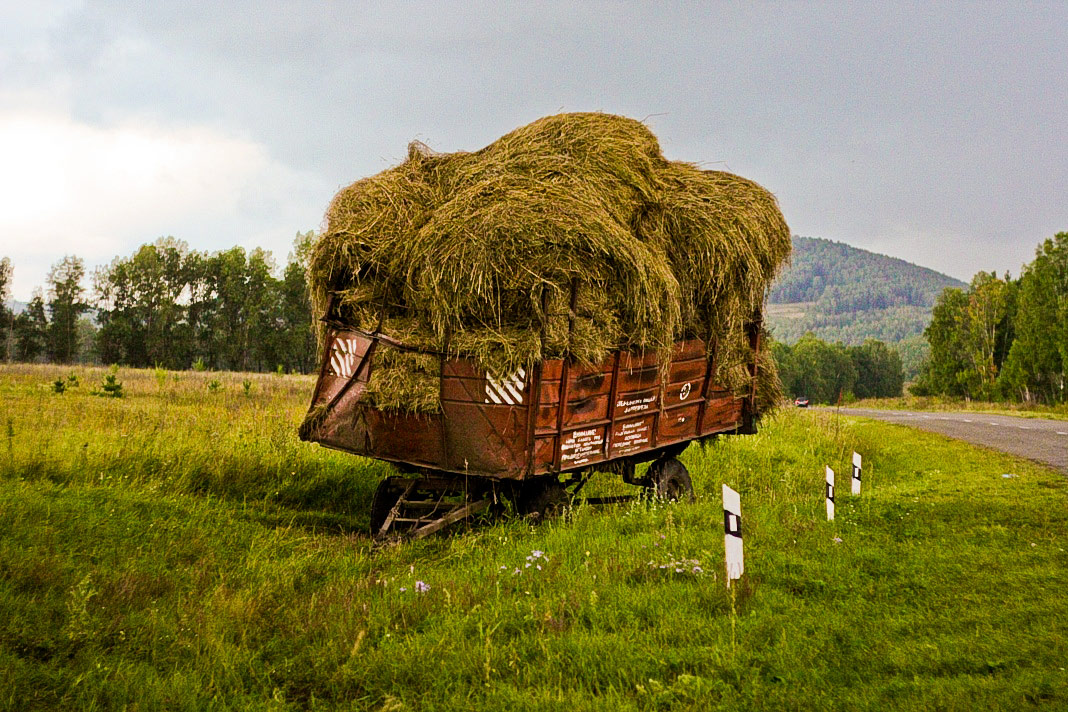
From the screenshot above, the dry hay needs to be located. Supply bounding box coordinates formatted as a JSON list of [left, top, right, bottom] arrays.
[[308, 112, 790, 414]]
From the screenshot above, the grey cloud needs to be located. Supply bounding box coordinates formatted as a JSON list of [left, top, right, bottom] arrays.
[[7, 1, 1068, 284]]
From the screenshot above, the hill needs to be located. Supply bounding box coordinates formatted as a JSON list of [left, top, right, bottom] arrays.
[[767, 236, 965, 347]]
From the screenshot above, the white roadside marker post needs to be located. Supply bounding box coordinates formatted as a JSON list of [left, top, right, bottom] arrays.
[[826, 466, 835, 521], [722, 484, 743, 587], [852, 452, 862, 496]]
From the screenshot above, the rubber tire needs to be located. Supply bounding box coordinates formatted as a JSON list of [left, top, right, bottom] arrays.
[[647, 457, 695, 503], [368, 478, 406, 535]]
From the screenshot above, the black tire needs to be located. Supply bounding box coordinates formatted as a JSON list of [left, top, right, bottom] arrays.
[[514, 480, 570, 520], [368, 478, 407, 535], [647, 457, 695, 503]]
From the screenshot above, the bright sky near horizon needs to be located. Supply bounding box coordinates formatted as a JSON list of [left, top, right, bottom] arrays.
[[1, 1, 1066, 301]]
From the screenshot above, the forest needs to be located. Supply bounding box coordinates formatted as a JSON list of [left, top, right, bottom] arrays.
[[766, 236, 964, 348], [0, 234, 317, 374], [3, 231, 1064, 408], [772, 335, 905, 404], [911, 231, 1068, 404]]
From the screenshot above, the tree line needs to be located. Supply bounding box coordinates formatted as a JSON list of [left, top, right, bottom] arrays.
[[1, 233, 317, 373], [772, 335, 905, 404], [911, 232, 1068, 403]]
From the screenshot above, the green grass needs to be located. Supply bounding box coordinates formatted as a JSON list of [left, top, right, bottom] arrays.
[[852, 396, 1068, 421], [2, 364, 1067, 710]]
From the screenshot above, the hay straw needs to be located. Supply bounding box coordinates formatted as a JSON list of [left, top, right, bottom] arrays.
[[308, 112, 790, 412]]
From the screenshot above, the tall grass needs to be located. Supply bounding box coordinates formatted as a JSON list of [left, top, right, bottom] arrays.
[[1, 364, 1066, 710]]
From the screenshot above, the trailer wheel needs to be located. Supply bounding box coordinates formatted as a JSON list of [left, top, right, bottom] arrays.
[[515, 480, 570, 520], [369, 478, 406, 536], [648, 457, 695, 503]]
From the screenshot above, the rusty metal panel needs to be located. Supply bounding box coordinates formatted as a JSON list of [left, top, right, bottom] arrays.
[[559, 425, 608, 468], [618, 350, 660, 370], [441, 360, 483, 379], [441, 401, 527, 475], [672, 339, 706, 360], [615, 365, 660, 392], [657, 403, 701, 441], [701, 395, 743, 434], [664, 377, 705, 409], [303, 325, 755, 481], [667, 358, 707, 385], [610, 414, 655, 457], [612, 388, 659, 419], [313, 332, 373, 406], [315, 405, 445, 468]]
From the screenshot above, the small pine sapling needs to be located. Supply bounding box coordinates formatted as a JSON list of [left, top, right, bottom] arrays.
[[95, 365, 124, 398]]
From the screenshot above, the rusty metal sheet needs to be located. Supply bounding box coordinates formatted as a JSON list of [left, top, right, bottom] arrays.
[[672, 339, 706, 360], [658, 403, 701, 441], [569, 368, 612, 395], [535, 394, 610, 431], [618, 350, 661, 370], [612, 388, 659, 419], [701, 396, 743, 434], [667, 358, 707, 384], [304, 326, 754, 481], [441, 401, 527, 475], [664, 378, 705, 409], [610, 414, 655, 457], [615, 365, 660, 392], [559, 425, 608, 468]]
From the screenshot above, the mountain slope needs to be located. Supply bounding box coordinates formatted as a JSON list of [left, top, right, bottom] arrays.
[[766, 236, 965, 347]]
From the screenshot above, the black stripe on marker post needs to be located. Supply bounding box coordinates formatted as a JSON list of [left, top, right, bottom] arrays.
[[723, 510, 742, 538]]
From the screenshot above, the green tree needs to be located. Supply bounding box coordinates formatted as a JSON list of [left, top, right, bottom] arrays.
[[46, 256, 89, 364], [958, 272, 1010, 399], [912, 288, 968, 396], [849, 339, 904, 398], [914, 272, 1016, 399], [0, 257, 12, 361], [201, 247, 277, 370], [275, 231, 317, 373], [13, 291, 48, 362], [95, 238, 192, 368], [999, 232, 1068, 402], [775, 333, 857, 404]]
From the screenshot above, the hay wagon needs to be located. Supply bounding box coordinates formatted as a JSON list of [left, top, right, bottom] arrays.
[[300, 289, 766, 540]]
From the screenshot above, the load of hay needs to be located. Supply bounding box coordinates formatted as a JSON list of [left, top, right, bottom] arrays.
[[307, 112, 790, 415]]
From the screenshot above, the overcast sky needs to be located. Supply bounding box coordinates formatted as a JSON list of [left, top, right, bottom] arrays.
[[2, 1, 1065, 300]]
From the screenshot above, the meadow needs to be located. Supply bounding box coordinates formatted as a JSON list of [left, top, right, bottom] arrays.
[[2, 364, 1067, 710], [851, 396, 1068, 421]]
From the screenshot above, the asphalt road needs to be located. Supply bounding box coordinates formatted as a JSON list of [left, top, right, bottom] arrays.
[[827, 408, 1068, 474]]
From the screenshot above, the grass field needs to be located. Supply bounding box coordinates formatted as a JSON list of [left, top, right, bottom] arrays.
[[852, 396, 1068, 421], [2, 364, 1067, 710]]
